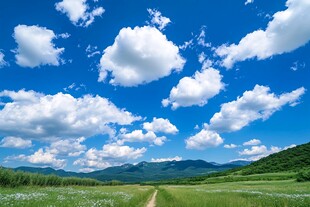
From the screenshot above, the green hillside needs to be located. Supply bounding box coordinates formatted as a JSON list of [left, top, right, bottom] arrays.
[[143, 142, 310, 185], [240, 142, 310, 175]]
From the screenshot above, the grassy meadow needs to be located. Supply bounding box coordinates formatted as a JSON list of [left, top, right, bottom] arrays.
[[0, 185, 154, 207], [156, 180, 310, 207], [1, 179, 309, 207]]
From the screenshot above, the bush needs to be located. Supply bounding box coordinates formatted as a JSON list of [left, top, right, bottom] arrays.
[[296, 169, 310, 182]]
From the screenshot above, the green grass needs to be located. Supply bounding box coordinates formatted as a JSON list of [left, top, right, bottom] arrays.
[[202, 172, 297, 184], [0, 185, 154, 207], [156, 180, 310, 207], [1, 179, 309, 207], [143, 171, 297, 185]]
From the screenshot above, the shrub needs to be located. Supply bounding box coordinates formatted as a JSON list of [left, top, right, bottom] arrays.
[[296, 169, 310, 182]]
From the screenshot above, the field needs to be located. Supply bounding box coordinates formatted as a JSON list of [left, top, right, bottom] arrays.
[[0, 185, 154, 207], [157, 180, 310, 207], [0, 180, 309, 207]]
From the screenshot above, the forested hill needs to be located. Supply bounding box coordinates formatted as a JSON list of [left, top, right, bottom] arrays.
[[240, 142, 310, 175], [12, 160, 246, 183]]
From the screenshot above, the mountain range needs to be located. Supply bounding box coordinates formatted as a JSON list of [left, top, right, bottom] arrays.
[[9, 142, 310, 183], [13, 160, 251, 183]]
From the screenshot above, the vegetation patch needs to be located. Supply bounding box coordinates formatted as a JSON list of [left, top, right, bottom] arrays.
[[0, 185, 154, 207]]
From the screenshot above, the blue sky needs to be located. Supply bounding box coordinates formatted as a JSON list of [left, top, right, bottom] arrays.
[[0, 0, 309, 172]]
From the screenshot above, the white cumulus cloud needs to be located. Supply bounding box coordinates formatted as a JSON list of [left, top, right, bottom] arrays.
[[243, 139, 261, 146], [239, 145, 267, 156], [9, 148, 66, 169], [239, 144, 296, 161], [0, 90, 140, 141], [163, 68, 225, 109], [48, 137, 86, 157], [147, 8, 171, 31], [216, 0, 310, 68], [55, 0, 104, 27], [187, 85, 305, 150], [119, 130, 167, 146], [185, 129, 223, 150], [99, 26, 185, 87], [209, 85, 305, 133], [13, 25, 64, 68], [74, 143, 146, 170], [0, 136, 32, 149], [224, 144, 238, 149], [143, 117, 178, 134], [151, 156, 182, 163]]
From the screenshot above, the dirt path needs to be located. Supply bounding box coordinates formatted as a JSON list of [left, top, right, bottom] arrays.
[[146, 190, 158, 207]]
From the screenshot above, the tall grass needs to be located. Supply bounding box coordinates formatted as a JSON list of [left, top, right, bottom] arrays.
[[0, 185, 155, 207], [142, 172, 297, 185], [156, 180, 310, 207], [0, 167, 113, 187]]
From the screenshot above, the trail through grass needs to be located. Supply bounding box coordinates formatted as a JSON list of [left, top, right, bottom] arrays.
[[146, 189, 158, 207], [1, 180, 309, 207]]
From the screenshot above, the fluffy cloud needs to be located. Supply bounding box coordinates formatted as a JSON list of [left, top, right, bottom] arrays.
[[147, 8, 171, 31], [224, 144, 238, 149], [13, 25, 64, 68], [162, 68, 225, 109], [0, 52, 8, 67], [187, 85, 304, 150], [239, 145, 267, 156], [209, 85, 305, 133], [239, 144, 296, 161], [48, 137, 86, 157], [78, 168, 96, 173], [0, 90, 140, 141], [55, 0, 104, 27], [0, 137, 32, 149], [25, 149, 66, 168], [9, 148, 66, 169], [243, 139, 261, 146], [74, 143, 146, 169], [151, 156, 182, 163], [99, 26, 185, 86], [185, 129, 223, 150], [119, 130, 167, 146], [143, 117, 178, 134], [216, 0, 310, 68]]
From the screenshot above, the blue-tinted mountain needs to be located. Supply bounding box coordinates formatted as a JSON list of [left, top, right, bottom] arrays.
[[13, 159, 243, 183]]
